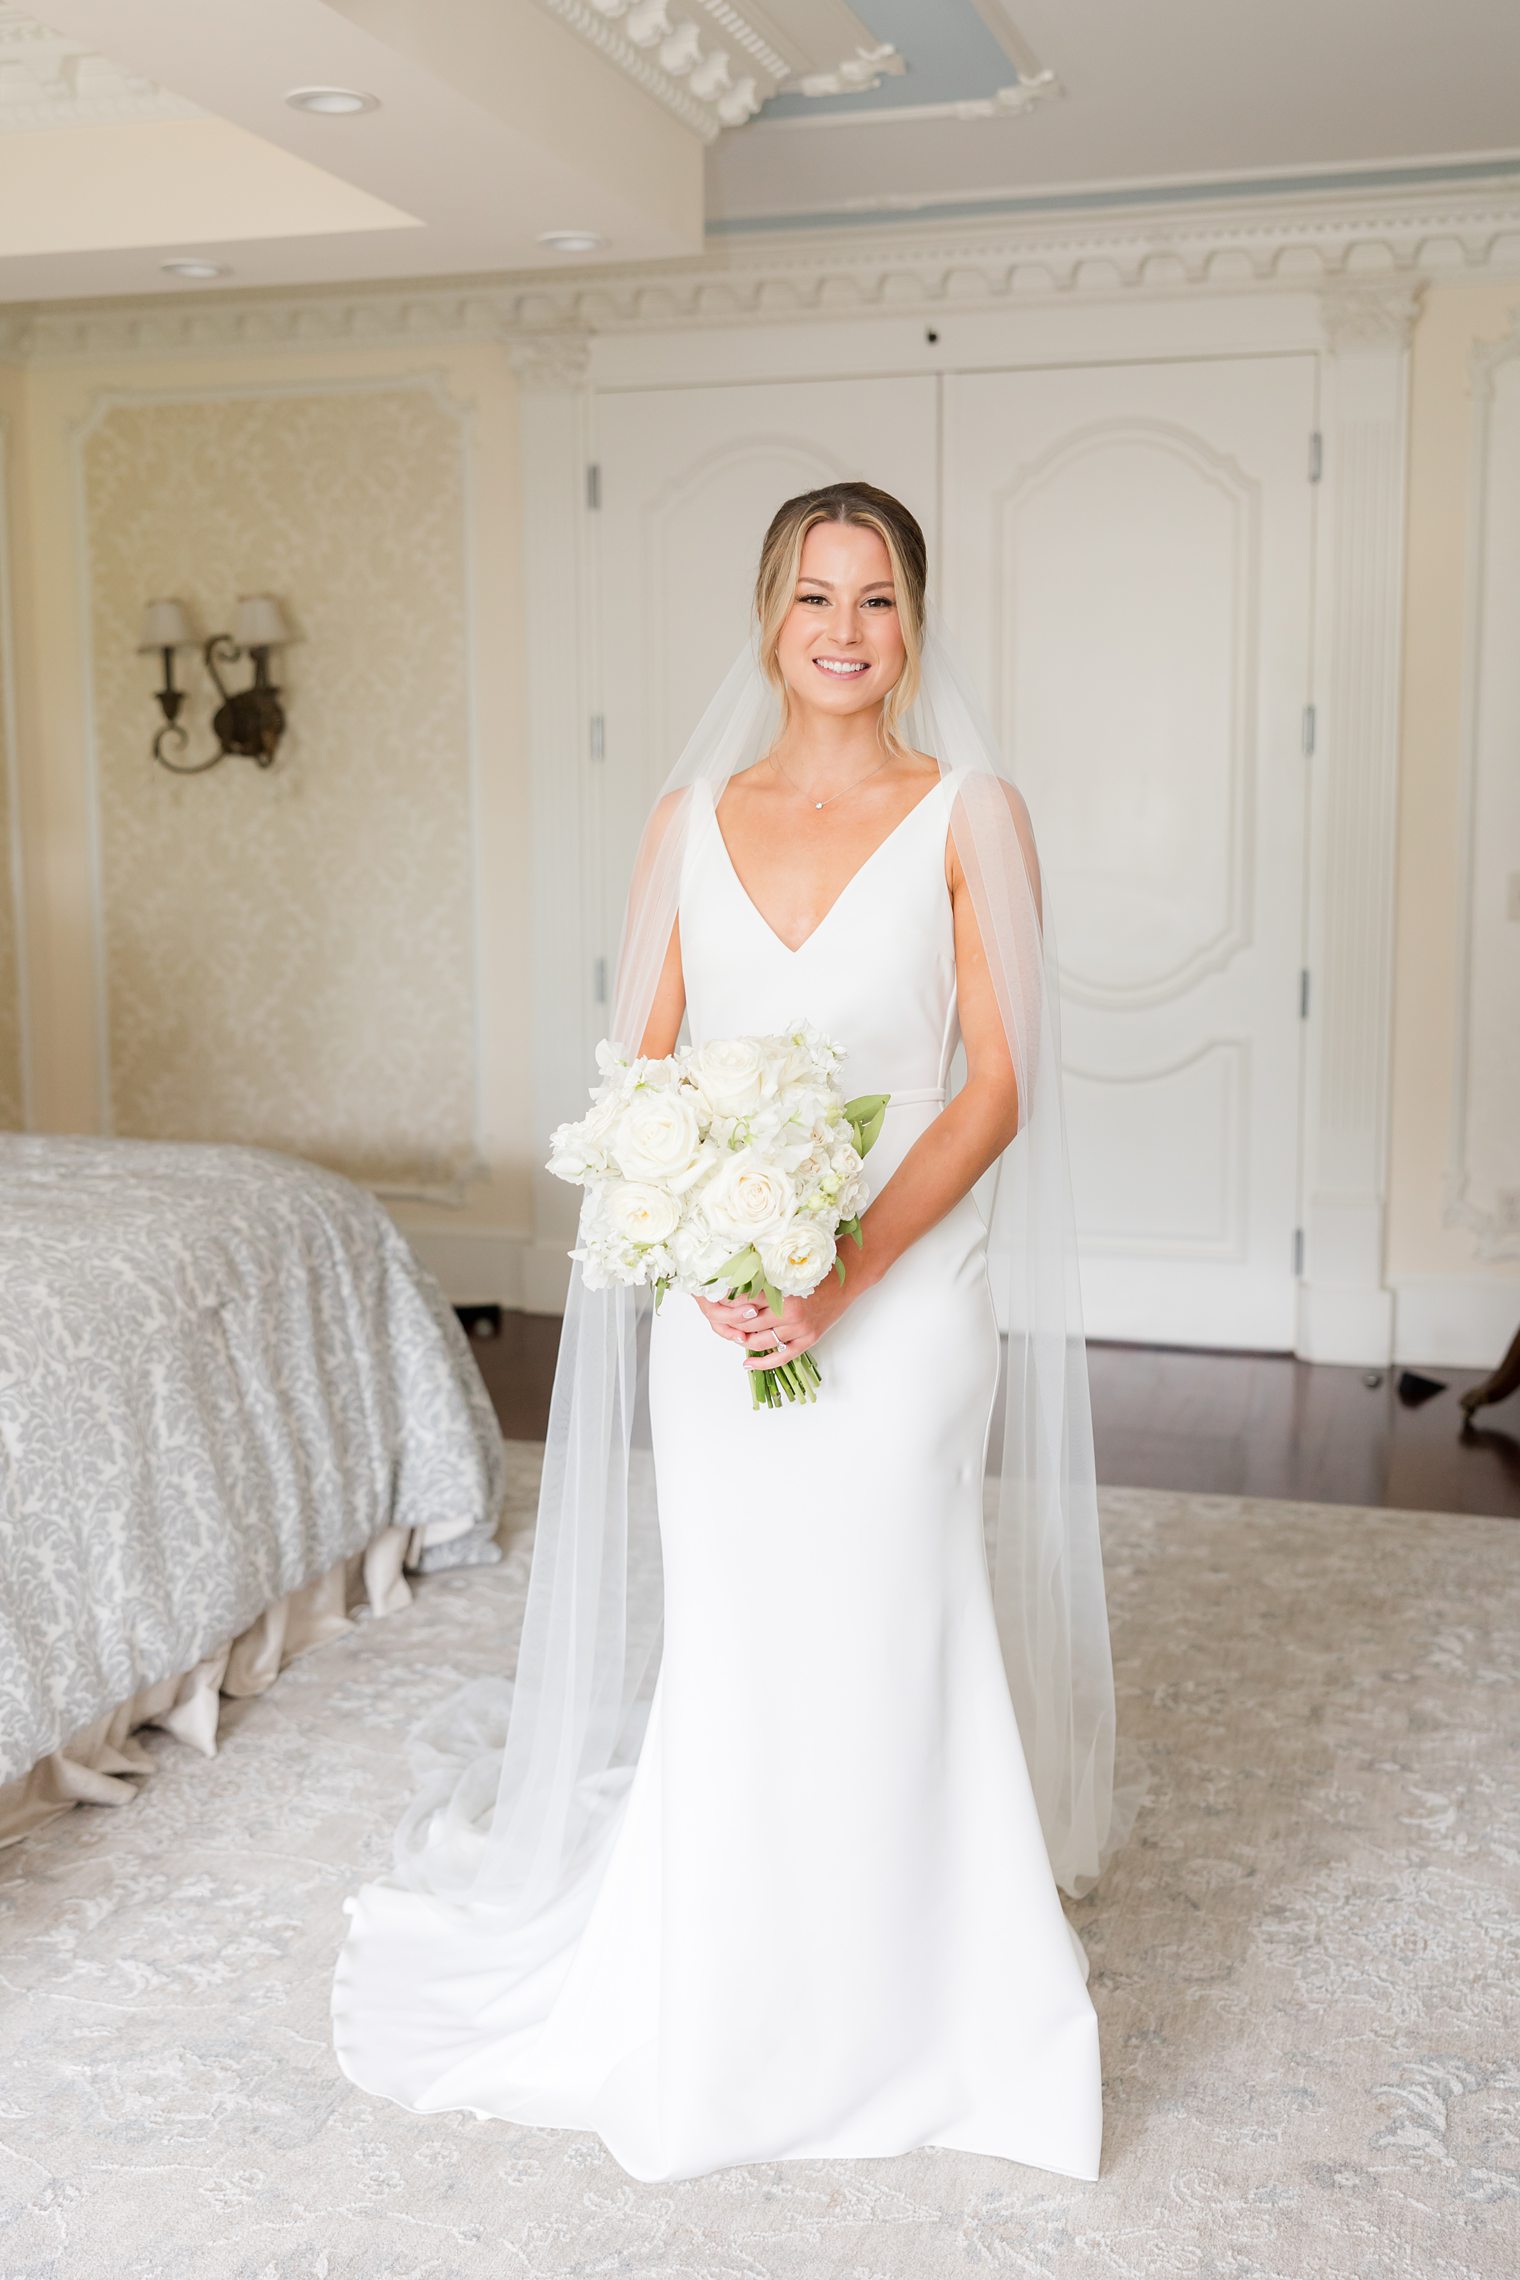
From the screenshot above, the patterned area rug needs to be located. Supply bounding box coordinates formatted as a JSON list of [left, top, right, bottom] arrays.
[[1, 1445, 1515, 2279]]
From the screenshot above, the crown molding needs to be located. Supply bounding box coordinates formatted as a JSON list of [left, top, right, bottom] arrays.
[[529, 0, 901, 138], [0, 5, 198, 133], [6, 174, 1520, 365]]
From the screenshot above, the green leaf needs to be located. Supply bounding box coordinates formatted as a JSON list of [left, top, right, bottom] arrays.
[[711, 1245, 760, 1288], [842, 1092, 889, 1122], [833, 1256, 846, 1286], [761, 1276, 786, 1323]]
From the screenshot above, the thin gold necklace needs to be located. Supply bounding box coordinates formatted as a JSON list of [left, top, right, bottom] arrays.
[[768, 747, 892, 811]]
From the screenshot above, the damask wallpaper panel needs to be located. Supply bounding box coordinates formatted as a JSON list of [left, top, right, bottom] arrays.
[[83, 383, 477, 1184], [0, 422, 24, 1131]]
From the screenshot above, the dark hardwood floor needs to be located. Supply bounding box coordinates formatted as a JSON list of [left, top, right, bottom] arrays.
[[464, 1312, 1520, 1521]]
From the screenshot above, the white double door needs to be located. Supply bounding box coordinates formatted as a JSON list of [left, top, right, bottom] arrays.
[[593, 353, 1317, 1349]]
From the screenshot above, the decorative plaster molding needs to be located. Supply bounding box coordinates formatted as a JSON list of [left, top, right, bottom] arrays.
[[1469, 301, 1520, 396], [534, 0, 773, 134], [506, 331, 593, 390], [793, 43, 903, 99], [6, 178, 1520, 364], [1318, 281, 1427, 351], [0, 5, 199, 131], [770, 63, 1060, 129], [1443, 303, 1520, 1261], [690, 0, 791, 79], [1296, 277, 1418, 1362]]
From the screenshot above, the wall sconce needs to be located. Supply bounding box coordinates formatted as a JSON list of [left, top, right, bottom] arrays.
[[137, 594, 296, 774]]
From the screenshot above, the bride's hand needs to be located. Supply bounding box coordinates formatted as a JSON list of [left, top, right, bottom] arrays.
[[694, 1277, 854, 1367]]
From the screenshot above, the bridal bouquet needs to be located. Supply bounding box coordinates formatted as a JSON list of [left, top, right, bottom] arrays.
[[546, 1021, 888, 1409]]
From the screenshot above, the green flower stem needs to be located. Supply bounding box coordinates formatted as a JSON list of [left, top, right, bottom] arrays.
[[747, 1345, 822, 1410]]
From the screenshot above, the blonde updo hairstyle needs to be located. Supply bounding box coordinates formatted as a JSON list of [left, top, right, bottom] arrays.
[[753, 481, 928, 755]]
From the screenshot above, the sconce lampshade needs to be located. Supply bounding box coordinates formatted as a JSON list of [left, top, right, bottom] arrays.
[[231, 593, 294, 650], [136, 597, 197, 652]]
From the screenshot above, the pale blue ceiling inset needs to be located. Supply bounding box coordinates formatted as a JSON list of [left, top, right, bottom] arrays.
[[759, 0, 1019, 120]]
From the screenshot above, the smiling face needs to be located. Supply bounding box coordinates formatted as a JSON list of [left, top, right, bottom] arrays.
[[772, 519, 907, 724]]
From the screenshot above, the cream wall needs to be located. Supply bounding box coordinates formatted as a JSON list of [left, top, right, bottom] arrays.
[[1387, 280, 1520, 1361], [1, 256, 1517, 1351], [1, 334, 534, 1290]]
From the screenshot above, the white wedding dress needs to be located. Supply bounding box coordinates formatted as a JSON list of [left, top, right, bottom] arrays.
[[332, 765, 1102, 2183]]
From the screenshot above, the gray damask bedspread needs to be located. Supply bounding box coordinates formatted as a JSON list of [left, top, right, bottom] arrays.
[[0, 1135, 508, 1787]]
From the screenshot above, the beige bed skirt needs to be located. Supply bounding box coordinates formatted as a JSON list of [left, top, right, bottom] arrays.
[[0, 1525, 422, 1848]]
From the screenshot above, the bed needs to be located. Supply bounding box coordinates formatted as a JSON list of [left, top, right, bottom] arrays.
[[0, 1134, 508, 1843]]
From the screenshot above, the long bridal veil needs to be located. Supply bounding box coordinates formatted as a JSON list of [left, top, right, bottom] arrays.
[[392, 602, 1141, 1920]]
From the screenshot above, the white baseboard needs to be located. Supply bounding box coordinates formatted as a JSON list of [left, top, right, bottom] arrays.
[[393, 1224, 531, 1309], [390, 1229, 1518, 1369], [520, 1239, 573, 1316], [1390, 1274, 1520, 1369], [1295, 1279, 1397, 1366]]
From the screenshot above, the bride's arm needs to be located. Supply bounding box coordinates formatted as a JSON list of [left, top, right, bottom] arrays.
[[638, 912, 686, 1058], [621, 787, 686, 1058]]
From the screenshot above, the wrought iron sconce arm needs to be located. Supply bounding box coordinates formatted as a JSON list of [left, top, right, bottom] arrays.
[[139, 596, 294, 775]]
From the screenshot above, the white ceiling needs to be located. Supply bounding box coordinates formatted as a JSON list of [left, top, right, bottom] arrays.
[[2, 0, 1517, 304], [709, 0, 1520, 231]]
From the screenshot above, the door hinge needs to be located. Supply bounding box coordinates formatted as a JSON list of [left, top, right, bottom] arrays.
[[1293, 1226, 1305, 1276], [586, 462, 601, 510], [1308, 430, 1323, 483], [1302, 702, 1316, 756], [592, 955, 607, 1005], [1299, 968, 1311, 1019], [590, 713, 605, 762]]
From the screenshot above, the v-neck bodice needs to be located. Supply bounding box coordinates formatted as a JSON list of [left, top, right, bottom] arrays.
[[678, 770, 960, 1111]]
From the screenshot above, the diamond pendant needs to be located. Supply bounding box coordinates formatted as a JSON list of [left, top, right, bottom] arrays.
[[814, 800, 824, 809]]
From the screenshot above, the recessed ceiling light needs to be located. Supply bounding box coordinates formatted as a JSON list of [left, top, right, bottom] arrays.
[[284, 86, 379, 116], [160, 260, 229, 280], [537, 230, 605, 254]]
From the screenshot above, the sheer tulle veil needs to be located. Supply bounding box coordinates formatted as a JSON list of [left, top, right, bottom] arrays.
[[391, 599, 1140, 1918]]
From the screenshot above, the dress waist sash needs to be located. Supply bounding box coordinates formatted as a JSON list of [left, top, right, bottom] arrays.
[[884, 1085, 946, 1107]]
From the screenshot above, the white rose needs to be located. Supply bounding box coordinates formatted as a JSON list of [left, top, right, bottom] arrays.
[[702, 1149, 795, 1244], [759, 1220, 837, 1296], [612, 1086, 703, 1185], [686, 1037, 769, 1119], [602, 1180, 680, 1247]]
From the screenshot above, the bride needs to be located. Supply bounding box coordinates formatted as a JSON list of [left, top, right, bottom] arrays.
[[332, 480, 1132, 2184]]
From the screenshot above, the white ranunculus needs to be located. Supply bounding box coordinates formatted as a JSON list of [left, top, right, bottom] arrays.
[[686, 1036, 770, 1119], [602, 1180, 681, 1247], [702, 1150, 795, 1244], [759, 1220, 837, 1297], [612, 1086, 703, 1185]]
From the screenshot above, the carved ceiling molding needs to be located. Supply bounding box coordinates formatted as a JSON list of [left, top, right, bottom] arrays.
[[531, 0, 911, 137], [533, 0, 759, 136], [765, 66, 1060, 131], [8, 181, 1520, 364], [0, 4, 198, 131]]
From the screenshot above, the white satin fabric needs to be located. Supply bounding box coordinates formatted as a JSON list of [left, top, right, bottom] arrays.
[[332, 765, 1102, 2183]]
